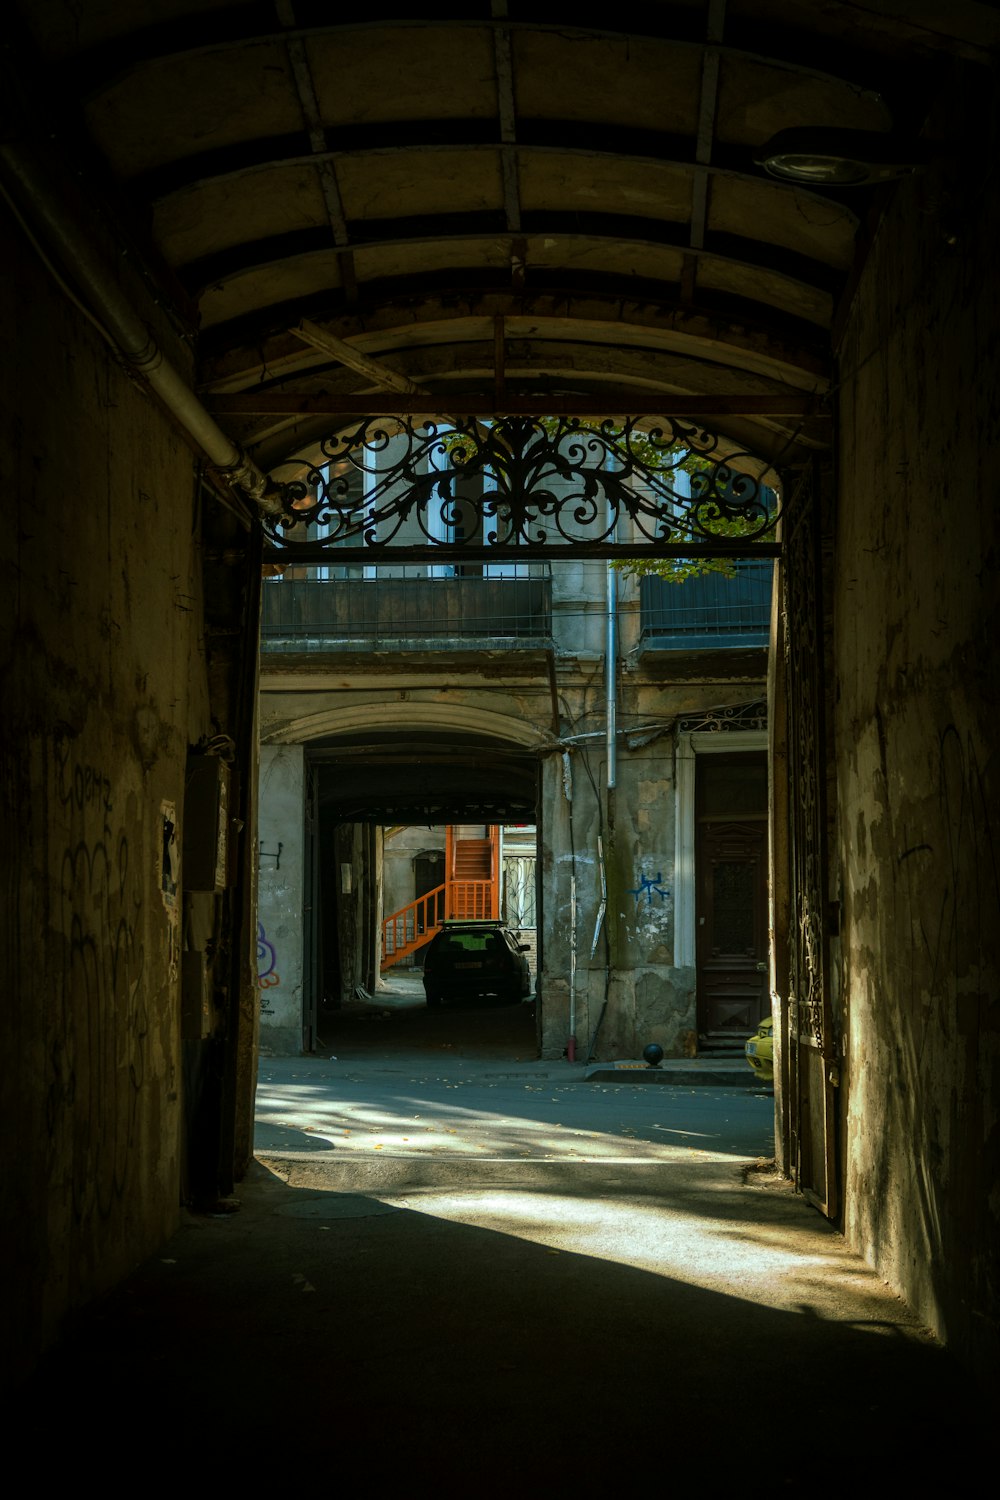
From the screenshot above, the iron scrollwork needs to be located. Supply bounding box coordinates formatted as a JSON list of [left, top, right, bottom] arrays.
[[263, 415, 779, 557], [784, 463, 827, 1050], [676, 699, 768, 734]]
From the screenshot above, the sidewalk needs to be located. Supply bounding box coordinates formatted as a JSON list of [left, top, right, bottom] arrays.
[[312, 971, 769, 1090], [12, 1142, 987, 1490]]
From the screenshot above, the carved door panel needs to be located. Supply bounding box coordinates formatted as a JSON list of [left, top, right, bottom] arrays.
[[697, 820, 769, 1034]]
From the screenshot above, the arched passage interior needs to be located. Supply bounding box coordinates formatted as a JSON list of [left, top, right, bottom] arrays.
[[3, 2, 996, 1390]]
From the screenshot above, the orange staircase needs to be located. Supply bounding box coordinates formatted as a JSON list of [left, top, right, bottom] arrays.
[[381, 884, 445, 968], [381, 826, 500, 969]]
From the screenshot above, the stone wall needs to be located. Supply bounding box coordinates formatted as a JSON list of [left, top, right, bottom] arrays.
[[0, 208, 213, 1382], [835, 72, 999, 1382], [538, 726, 699, 1060], [257, 746, 306, 1053]]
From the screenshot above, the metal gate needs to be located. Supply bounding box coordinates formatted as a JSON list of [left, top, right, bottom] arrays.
[[781, 458, 838, 1218], [259, 404, 837, 1210]]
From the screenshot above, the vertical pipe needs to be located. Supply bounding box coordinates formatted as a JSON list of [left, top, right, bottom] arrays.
[[606, 562, 618, 790], [568, 872, 578, 1062], [0, 146, 277, 510], [563, 751, 577, 1061]]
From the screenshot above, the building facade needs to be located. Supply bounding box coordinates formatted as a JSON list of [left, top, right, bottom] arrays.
[[256, 535, 773, 1061]]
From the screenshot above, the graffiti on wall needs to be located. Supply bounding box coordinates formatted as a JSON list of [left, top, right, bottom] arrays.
[[628, 870, 670, 907], [51, 740, 148, 1222], [160, 800, 180, 980], [625, 866, 673, 949], [257, 920, 280, 1014]]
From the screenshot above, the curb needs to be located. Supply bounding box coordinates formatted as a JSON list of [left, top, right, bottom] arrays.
[[584, 1061, 773, 1090]]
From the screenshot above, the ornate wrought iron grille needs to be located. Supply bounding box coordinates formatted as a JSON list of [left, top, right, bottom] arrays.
[[782, 455, 838, 1218], [676, 699, 768, 734], [783, 462, 828, 1052], [263, 415, 781, 563]]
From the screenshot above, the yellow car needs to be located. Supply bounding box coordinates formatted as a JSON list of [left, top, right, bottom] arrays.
[[745, 1016, 774, 1079]]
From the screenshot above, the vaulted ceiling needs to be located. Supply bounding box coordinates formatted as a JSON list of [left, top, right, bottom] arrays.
[[11, 2, 999, 474]]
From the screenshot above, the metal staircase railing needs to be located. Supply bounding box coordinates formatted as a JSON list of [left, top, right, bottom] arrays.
[[446, 879, 495, 920], [381, 884, 446, 969], [380, 877, 499, 968]]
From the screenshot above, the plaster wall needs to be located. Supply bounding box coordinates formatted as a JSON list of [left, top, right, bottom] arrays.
[[835, 76, 999, 1381], [0, 213, 212, 1381], [257, 746, 305, 1053], [383, 824, 445, 926], [539, 737, 694, 1060]]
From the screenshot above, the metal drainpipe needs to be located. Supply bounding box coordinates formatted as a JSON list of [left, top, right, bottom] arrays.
[[606, 561, 618, 792], [0, 146, 280, 514], [562, 751, 577, 1062]]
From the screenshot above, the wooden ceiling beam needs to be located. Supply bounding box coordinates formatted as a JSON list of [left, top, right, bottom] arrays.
[[199, 280, 830, 386], [205, 392, 824, 417], [179, 214, 845, 300], [290, 318, 430, 395], [275, 0, 358, 305], [134, 125, 858, 223], [491, 1, 522, 237], [72, 8, 937, 108]]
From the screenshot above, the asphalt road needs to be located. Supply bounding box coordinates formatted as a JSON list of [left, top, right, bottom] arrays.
[[16, 1010, 990, 1491], [254, 1058, 776, 1164]]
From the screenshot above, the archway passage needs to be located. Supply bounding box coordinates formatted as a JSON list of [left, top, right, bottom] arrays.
[[6, 1, 998, 1399], [257, 727, 542, 1062]]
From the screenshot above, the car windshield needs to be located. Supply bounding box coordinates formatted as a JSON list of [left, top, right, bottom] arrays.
[[437, 932, 502, 954]]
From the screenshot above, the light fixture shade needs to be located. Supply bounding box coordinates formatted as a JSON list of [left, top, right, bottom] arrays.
[[755, 128, 926, 187]]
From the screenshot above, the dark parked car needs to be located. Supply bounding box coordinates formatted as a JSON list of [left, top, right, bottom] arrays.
[[422, 920, 532, 1007]]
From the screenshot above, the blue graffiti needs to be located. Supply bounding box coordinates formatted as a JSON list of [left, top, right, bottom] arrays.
[[627, 871, 669, 906], [257, 921, 278, 985]]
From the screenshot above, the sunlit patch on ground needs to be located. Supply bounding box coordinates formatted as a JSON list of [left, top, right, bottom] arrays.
[[254, 1086, 748, 1163]]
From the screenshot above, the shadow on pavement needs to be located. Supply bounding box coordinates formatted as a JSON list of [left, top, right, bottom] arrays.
[[317, 983, 539, 1065], [12, 1157, 988, 1493]]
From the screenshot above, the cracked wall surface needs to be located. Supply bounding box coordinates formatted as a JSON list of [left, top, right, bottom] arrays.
[[835, 74, 999, 1384]]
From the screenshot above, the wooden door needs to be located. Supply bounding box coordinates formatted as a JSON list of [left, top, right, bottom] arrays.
[[697, 818, 769, 1035]]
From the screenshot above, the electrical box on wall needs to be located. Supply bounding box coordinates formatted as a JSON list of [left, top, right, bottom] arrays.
[[183, 754, 231, 891]]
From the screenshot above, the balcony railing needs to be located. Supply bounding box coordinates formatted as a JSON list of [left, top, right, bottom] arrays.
[[639, 562, 773, 651], [261, 565, 552, 649]]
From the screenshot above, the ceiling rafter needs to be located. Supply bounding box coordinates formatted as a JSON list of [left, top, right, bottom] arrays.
[[70, 8, 925, 113], [682, 0, 725, 305], [274, 0, 358, 305], [491, 1, 522, 236], [205, 391, 822, 415], [195, 269, 829, 369], [291, 317, 429, 395], [200, 329, 828, 406], [178, 214, 843, 303], [199, 279, 830, 377], [136, 128, 859, 230], [132, 127, 804, 202]]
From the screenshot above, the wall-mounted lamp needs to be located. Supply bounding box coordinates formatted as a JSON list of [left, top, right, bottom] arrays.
[[755, 128, 928, 187]]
